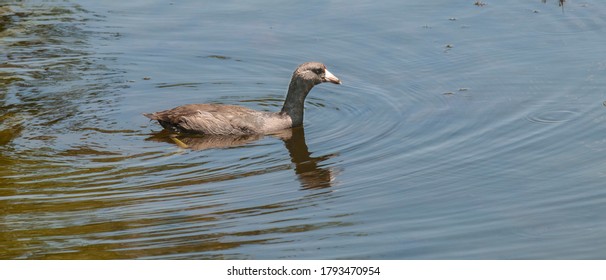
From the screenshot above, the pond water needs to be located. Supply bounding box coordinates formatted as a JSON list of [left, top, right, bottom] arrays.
[[2, 0, 606, 259]]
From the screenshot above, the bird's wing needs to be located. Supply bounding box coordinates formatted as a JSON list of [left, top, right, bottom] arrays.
[[154, 104, 261, 134]]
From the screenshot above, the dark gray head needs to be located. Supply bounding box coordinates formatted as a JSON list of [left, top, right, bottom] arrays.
[[282, 62, 341, 126], [293, 62, 341, 85]]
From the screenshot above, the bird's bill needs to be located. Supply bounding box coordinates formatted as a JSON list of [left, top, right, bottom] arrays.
[[324, 68, 341, 84]]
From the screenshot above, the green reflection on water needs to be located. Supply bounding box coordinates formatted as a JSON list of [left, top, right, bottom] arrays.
[[0, 2, 127, 259]]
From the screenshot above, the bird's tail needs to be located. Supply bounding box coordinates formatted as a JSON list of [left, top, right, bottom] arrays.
[[142, 113, 158, 120]]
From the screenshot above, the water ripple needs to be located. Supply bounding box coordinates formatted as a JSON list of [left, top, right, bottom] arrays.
[[526, 108, 580, 124]]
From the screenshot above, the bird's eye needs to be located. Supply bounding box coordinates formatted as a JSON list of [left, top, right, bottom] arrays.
[[312, 68, 323, 75]]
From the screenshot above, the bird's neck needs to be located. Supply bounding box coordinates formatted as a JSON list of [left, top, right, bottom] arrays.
[[281, 77, 314, 127]]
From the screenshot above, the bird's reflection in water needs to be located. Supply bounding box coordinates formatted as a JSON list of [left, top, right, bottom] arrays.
[[281, 127, 336, 189], [146, 131, 264, 150], [146, 127, 336, 189]]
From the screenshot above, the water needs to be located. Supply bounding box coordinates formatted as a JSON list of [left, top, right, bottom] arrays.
[[2, 0, 606, 259]]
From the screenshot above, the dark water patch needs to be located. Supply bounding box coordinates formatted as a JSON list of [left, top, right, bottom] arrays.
[[80, 127, 138, 134], [155, 82, 204, 89], [206, 55, 231, 60]]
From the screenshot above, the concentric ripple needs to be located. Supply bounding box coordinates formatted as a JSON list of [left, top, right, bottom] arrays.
[[526, 108, 580, 124]]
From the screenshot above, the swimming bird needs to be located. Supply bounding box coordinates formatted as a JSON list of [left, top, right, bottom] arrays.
[[143, 62, 341, 135]]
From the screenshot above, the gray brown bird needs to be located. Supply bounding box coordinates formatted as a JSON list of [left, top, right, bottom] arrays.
[[143, 62, 341, 135]]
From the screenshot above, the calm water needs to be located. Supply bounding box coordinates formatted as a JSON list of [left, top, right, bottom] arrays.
[[2, 0, 606, 259]]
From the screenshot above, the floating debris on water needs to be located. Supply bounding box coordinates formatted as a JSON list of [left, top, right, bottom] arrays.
[[207, 55, 231, 60]]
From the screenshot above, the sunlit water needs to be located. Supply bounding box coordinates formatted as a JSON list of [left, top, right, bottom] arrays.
[[2, 0, 606, 259]]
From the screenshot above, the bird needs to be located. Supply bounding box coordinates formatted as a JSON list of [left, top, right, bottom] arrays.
[[143, 62, 341, 135]]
